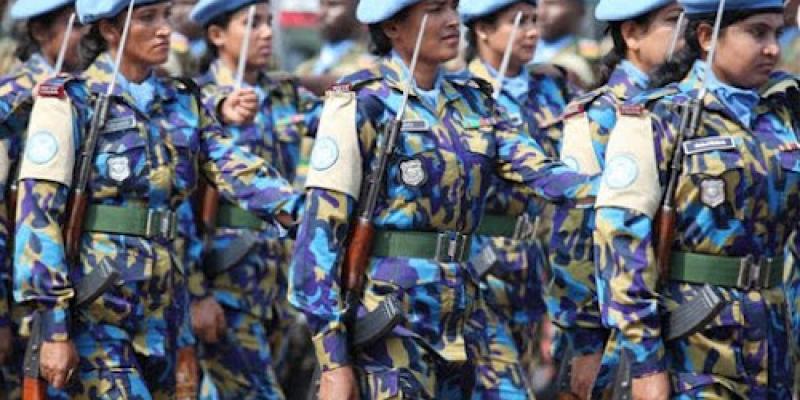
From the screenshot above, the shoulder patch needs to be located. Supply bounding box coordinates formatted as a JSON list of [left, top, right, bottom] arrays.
[[18, 95, 76, 186], [561, 89, 606, 120], [304, 88, 362, 198]]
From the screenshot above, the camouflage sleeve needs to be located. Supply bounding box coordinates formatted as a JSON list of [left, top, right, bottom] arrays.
[[0, 205, 9, 328], [593, 207, 664, 377], [14, 180, 73, 341], [289, 101, 378, 372], [494, 119, 597, 202], [196, 97, 302, 222]]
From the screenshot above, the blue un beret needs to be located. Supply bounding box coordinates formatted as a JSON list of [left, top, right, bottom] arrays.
[[595, 0, 674, 22], [190, 0, 265, 27], [76, 0, 166, 24], [10, 0, 74, 21], [459, 0, 537, 24], [678, 0, 783, 15], [356, 0, 424, 24]]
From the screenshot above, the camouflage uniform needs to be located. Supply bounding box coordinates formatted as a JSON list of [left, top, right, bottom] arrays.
[[464, 58, 573, 400], [162, 32, 205, 78], [554, 60, 651, 395], [0, 53, 57, 399], [534, 35, 600, 88], [14, 52, 301, 399], [594, 61, 798, 398], [190, 60, 320, 399], [289, 55, 596, 399], [0, 38, 20, 78]]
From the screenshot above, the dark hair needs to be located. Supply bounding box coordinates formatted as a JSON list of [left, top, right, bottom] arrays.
[[14, 6, 71, 62], [649, 8, 782, 88], [79, 12, 129, 69], [366, 7, 411, 56], [198, 10, 237, 73], [594, 10, 659, 88], [464, 6, 507, 63]]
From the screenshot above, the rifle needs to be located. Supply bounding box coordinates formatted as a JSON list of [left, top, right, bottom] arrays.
[[493, 11, 523, 101], [610, 350, 632, 400], [340, 14, 429, 337], [655, 0, 726, 281], [8, 11, 77, 240], [24, 2, 135, 398]]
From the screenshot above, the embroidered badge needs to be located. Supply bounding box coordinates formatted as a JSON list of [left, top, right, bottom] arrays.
[[310, 137, 339, 171], [604, 154, 639, 190], [700, 179, 726, 208], [399, 158, 427, 187], [26, 131, 59, 165], [107, 156, 131, 183], [683, 136, 736, 156]]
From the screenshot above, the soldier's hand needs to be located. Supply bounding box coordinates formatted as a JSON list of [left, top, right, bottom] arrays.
[[632, 371, 670, 400], [220, 88, 258, 125], [40, 340, 79, 389], [570, 352, 602, 400], [191, 296, 226, 344], [319, 366, 359, 400]]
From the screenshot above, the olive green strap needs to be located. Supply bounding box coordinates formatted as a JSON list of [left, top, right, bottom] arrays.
[[669, 251, 783, 290], [216, 204, 267, 230], [85, 204, 177, 240], [371, 230, 471, 262], [475, 214, 518, 238]]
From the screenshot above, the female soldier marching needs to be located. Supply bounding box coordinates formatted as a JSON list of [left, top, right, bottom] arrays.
[[14, 0, 301, 397], [552, 0, 683, 397], [289, 0, 598, 398], [595, 0, 796, 398], [187, 0, 320, 397], [458, 1, 577, 397]]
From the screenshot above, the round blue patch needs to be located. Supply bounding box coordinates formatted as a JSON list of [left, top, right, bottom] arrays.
[[26, 131, 59, 165], [604, 154, 638, 190], [310, 137, 339, 171]]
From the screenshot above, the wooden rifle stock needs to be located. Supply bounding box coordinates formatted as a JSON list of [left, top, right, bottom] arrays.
[[197, 178, 220, 237], [342, 218, 375, 291], [22, 377, 47, 400], [65, 192, 88, 263], [176, 346, 199, 400], [655, 208, 677, 283]]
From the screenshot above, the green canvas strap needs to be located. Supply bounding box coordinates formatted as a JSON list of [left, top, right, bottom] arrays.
[[370, 230, 471, 262], [669, 251, 783, 290], [475, 214, 518, 238], [85, 204, 177, 240], [216, 204, 267, 230]]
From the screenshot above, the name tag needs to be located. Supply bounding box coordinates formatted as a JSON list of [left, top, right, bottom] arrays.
[[401, 119, 429, 132], [102, 116, 137, 133], [682, 136, 736, 155]]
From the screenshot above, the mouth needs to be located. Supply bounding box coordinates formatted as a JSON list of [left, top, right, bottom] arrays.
[[441, 32, 460, 43]]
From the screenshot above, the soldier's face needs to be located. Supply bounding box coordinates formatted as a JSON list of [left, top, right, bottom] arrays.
[[210, 4, 273, 71], [106, 3, 173, 67], [476, 3, 539, 67], [623, 2, 683, 73], [384, 0, 461, 65], [706, 12, 783, 89], [319, 0, 359, 42]]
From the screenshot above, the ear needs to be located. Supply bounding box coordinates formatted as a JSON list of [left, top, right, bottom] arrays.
[[474, 21, 494, 41], [620, 20, 642, 52], [381, 19, 401, 41], [28, 21, 49, 44], [696, 22, 714, 53], [207, 24, 227, 48], [98, 19, 121, 48]]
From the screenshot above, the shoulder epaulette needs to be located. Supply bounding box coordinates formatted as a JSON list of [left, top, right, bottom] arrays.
[[761, 71, 800, 98], [37, 75, 75, 98], [560, 88, 606, 119], [338, 65, 383, 91], [450, 76, 493, 98], [172, 76, 201, 96], [618, 104, 647, 116], [633, 86, 681, 108]]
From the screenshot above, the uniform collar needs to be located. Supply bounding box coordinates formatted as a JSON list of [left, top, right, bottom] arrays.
[[381, 52, 460, 107], [24, 53, 55, 83], [606, 61, 649, 101], [83, 53, 176, 107], [467, 57, 531, 101]]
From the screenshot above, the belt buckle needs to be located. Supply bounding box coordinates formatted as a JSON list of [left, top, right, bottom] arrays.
[[513, 214, 534, 241], [435, 232, 469, 263], [737, 255, 770, 290], [145, 209, 177, 241]]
